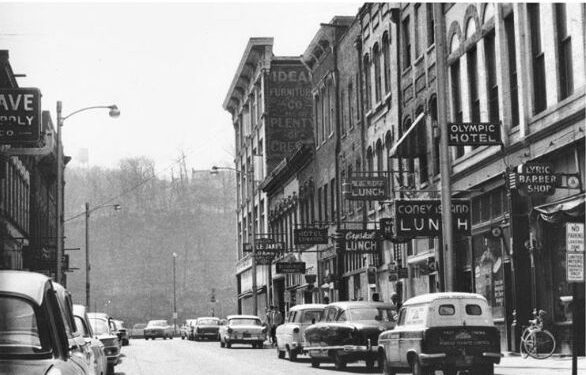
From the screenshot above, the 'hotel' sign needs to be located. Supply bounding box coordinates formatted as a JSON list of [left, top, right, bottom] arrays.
[[448, 122, 502, 146]]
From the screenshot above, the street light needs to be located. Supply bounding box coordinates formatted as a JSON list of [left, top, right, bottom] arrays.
[[85, 202, 121, 309], [172, 252, 178, 334], [56, 101, 120, 284]]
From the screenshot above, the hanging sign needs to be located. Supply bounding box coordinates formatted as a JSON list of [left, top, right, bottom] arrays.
[[276, 262, 306, 274], [380, 218, 394, 240], [448, 122, 502, 146], [0, 88, 42, 144], [294, 228, 329, 245], [394, 199, 471, 237], [255, 254, 274, 265], [516, 163, 557, 196], [338, 229, 380, 253], [344, 177, 388, 201]]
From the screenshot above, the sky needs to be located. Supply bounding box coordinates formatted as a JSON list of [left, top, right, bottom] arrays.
[[0, 1, 361, 175]]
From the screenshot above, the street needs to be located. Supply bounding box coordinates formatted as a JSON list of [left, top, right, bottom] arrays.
[[115, 338, 585, 375]]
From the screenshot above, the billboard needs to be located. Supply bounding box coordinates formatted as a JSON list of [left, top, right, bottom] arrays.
[[0, 88, 42, 144], [265, 63, 313, 172]]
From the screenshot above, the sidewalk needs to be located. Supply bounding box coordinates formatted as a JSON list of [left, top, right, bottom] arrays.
[[498, 353, 586, 371]]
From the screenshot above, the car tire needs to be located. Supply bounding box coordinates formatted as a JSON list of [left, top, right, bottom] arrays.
[[226, 341, 231, 348], [220, 339, 225, 348], [365, 358, 375, 369], [277, 346, 285, 359], [410, 357, 432, 375], [107, 364, 114, 375], [257, 341, 264, 349], [310, 358, 320, 368], [443, 368, 458, 375], [333, 352, 346, 370], [382, 355, 396, 375], [287, 347, 297, 361]]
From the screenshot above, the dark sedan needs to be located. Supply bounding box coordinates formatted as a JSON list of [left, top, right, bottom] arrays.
[[193, 317, 221, 341], [304, 301, 397, 370]]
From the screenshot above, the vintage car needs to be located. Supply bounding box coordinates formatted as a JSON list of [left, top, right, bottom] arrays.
[[144, 319, 174, 340], [88, 312, 121, 374], [193, 316, 221, 340], [378, 292, 502, 375], [112, 319, 129, 346], [130, 323, 147, 338], [73, 304, 108, 375], [0, 270, 91, 375], [219, 314, 267, 348], [304, 301, 397, 370], [179, 318, 197, 340], [275, 303, 326, 361]]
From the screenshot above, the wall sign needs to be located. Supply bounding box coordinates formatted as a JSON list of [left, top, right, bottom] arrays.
[[394, 199, 471, 237], [337, 229, 380, 253], [566, 222, 584, 283], [448, 122, 502, 146], [294, 228, 329, 245], [276, 262, 306, 274], [516, 163, 557, 196], [0, 88, 42, 144], [566, 222, 584, 252], [344, 177, 388, 201]]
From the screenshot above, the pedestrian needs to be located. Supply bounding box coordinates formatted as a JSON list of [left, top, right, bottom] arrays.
[[265, 306, 273, 344], [269, 305, 283, 346], [391, 293, 402, 310]]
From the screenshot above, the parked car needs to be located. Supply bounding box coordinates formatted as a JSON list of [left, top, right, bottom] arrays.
[[130, 323, 147, 338], [179, 319, 197, 340], [378, 292, 502, 375], [144, 319, 174, 340], [219, 315, 267, 349], [304, 301, 397, 370], [276, 303, 326, 361], [74, 304, 108, 375], [193, 317, 221, 341], [88, 312, 120, 374], [112, 319, 129, 346], [0, 270, 91, 375]]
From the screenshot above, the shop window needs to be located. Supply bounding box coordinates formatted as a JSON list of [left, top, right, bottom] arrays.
[[473, 235, 505, 319]]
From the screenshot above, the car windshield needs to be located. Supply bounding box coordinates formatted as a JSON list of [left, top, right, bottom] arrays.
[[74, 316, 89, 337], [198, 319, 219, 325], [230, 318, 260, 326], [147, 320, 167, 327], [89, 318, 110, 335], [347, 307, 396, 322], [0, 296, 51, 356], [300, 310, 323, 323]]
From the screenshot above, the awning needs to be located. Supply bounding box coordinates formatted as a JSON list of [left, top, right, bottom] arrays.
[[389, 112, 426, 158], [533, 193, 585, 223]]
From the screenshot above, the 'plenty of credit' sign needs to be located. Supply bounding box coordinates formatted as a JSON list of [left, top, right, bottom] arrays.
[[0, 88, 42, 144]]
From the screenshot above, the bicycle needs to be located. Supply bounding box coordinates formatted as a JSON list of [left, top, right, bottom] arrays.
[[520, 309, 556, 359]]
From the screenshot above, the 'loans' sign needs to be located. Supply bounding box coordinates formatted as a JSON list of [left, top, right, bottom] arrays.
[[0, 88, 42, 144], [394, 199, 471, 237], [448, 122, 502, 146]]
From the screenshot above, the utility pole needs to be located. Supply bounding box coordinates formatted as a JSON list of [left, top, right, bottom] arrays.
[[249, 136, 258, 316], [85, 202, 90, 308], [434, 3, 455, 291], [56, 101, 64, 284]]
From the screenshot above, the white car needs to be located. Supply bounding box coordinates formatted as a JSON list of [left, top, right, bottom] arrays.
[[275, 304, 326, 361], [73, 304, 108, 375], [219, 315, 267, 349], [144, 319, 174, 340]]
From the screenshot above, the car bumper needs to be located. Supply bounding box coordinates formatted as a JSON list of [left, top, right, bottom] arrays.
[[226, 335, 266, 343], [418, 352, 502, 367], [195, 332, 219, 337]]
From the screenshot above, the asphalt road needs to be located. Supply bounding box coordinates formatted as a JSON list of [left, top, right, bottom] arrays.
[[115, 338, 584, 375]]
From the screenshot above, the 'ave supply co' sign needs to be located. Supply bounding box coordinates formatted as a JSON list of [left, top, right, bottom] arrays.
[[0, 88, 42, 144]]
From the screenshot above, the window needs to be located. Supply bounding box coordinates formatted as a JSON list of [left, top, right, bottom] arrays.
[[414, 4, 422, 58], [315, 95, 321, 143], [450, 62, 465, 158], [373, 43, 382, 103], [383, 32, 391, 93], [323, 183, 328, 222], [427, 3, 435, 47], [363, 55, 371, 109], [340, 89, 346, 134], [323, 86, 329, 140], [348, 81, 355, 128], [466, 304, 482, 315], [438, 304, 456, 315], [330, 178, 336, 220], [484, 31, 499, 124], [416, 106, 428, 183], [402, 16, 411, 69], [468, 46, 480, 123], [327, 80, 334, 136], [505, 13, 519, 127], [528, 3, 546, 113], [376, 142, 384, 176], [556, 3, 573, 100], [317, 187, 322, 222]]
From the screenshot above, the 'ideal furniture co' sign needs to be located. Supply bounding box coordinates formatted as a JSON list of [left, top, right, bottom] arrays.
[[0, 88, 42, 144], [394, 199, 471, 237], [338, 229, 380, 253], [344, 177, 388, 201], [448, 122, 502, 146]]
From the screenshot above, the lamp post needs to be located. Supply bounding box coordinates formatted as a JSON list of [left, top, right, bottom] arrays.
[[172, 252, 177, 334], [85, 202, 121, 309], [211, 162, 258, 316], [56, 102, 120, 284]]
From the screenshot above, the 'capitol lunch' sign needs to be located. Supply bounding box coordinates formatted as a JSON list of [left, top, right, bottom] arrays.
[[448, 122, 502, 146], [344, 177, 388, 201], [0, 88, 42, 144], [338, 229, 380, 253]]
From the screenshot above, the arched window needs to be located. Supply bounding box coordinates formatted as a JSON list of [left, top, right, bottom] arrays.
[[366, 147, 374, 209], [363, 54, 371, 109], [373, 43, 382, 103], [382, 32, 391, 94], [416, 106, 428, 183], [376, 140, 384, 176]]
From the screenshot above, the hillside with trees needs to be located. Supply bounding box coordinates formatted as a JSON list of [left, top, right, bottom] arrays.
[[63, 157, 238, 326]]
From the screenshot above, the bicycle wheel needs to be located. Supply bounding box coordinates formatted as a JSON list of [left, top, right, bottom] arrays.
[[520, 327, 534, 358], [523, 329, 556, 359]]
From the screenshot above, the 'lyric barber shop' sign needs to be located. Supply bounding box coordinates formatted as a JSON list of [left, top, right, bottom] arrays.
[[448, 122, 502, 146], [516, 163, 557, 196], [394, 199, 471, 237], [338, 230, 380, 253], [0, 88, 42, 144]]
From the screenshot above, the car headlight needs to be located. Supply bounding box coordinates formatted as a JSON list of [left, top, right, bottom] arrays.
[[46, 368, 62, 375]]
